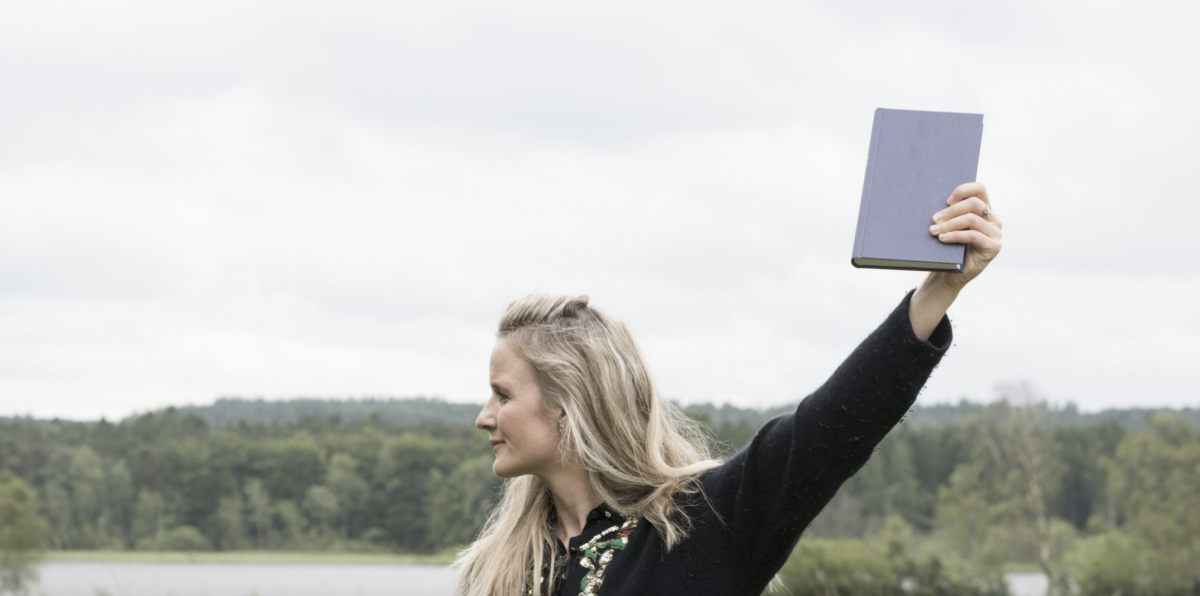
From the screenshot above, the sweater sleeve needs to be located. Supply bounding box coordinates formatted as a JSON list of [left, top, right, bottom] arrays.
[[698, 289, 952, 581]]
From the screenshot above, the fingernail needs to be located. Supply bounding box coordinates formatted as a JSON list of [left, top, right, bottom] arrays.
[[929, 225, 940, 234], [939, 233, 949, 241], [933, 213, 943, 223]]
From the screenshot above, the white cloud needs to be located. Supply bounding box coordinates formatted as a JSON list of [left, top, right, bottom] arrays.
[[1, 0, 1197, 419]]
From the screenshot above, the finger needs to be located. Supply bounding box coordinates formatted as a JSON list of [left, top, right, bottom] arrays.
[[948, 182, 989, 207], [936, 229, 1002, 255], [933, 197, 989, 224], [987, 213, 1003, 230], [930, 212, 1002, 240]]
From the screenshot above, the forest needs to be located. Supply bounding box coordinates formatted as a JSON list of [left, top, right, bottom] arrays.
[[1, 393, 1199, 595]]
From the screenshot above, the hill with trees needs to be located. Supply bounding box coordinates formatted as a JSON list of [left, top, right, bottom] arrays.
[[2, 394, 1199, 594], [60, 395, 1200, 433]]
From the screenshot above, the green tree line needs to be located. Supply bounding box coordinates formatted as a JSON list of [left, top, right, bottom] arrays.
[[2, 394, 1198, 594], [0, 410, 502, 554]]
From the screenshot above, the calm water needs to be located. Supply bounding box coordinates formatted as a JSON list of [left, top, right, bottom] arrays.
[[32, 563, 1048, 596], [34, 563, 456, 596]]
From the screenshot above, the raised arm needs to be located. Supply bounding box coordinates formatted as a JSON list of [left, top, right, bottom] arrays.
[[695, 182, 1002, 588], [699, 289, 953, 583]]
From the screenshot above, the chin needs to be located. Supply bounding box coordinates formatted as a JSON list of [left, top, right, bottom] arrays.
[[492, 458, 519, 479]]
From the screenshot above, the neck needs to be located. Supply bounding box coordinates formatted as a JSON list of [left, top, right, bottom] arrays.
[[537, 463, 600, 548]]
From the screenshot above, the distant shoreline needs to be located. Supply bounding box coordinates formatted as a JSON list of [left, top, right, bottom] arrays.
[[43, 550, 457, 566]]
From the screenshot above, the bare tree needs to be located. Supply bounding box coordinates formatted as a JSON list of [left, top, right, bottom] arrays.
[[981, 382, 1064, 596], [938, 381, 1066, 596]]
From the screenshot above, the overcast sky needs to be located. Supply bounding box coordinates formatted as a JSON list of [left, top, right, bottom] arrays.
[[2, 0, 1198, 420]]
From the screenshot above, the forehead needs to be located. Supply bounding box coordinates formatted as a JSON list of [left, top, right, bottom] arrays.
[[490, 338, 538, 389]]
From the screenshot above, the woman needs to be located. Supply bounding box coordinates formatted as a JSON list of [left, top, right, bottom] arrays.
[[456, 183, 1003, 596]]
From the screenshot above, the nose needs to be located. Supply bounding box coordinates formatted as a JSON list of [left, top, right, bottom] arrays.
[[476, 396, 496, 432]]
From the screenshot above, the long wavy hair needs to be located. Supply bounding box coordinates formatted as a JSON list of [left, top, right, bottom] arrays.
[[453, 294, 721, 596]]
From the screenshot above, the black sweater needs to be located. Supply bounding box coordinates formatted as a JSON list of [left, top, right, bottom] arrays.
[[536, 289, 953, 596]]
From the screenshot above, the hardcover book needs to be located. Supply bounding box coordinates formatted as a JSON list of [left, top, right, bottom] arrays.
[[851, 108, 984, 272]]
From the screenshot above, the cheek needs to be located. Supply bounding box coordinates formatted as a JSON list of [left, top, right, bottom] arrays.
[[497, 407, 551, 450], [495, 407, 527, 442]]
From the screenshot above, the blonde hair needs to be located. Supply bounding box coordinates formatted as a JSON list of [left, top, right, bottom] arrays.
[[453, 295, 721, 596]]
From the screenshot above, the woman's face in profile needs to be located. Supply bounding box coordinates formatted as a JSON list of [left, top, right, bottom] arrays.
[[476, 338, 563, 479]]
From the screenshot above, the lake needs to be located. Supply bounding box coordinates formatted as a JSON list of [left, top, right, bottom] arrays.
[[34, 562, 456, 596], [31, 563, 1049, 596]]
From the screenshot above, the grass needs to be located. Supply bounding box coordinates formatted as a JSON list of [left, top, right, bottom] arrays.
[[44, 550, 456, 565], [1001, 561, 1044, 574]]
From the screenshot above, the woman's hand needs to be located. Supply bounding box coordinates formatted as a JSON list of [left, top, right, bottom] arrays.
[[927, 182, 1003, 291], [908, 182, 1003, 340]]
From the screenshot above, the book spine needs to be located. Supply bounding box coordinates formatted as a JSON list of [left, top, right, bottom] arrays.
[[852, 108, 886, 262]]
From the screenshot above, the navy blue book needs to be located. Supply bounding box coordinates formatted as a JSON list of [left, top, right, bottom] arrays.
[[851, 108, 984, 272]]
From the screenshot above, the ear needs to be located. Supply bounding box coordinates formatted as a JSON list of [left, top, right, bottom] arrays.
[[545, 403, 567, 425]]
